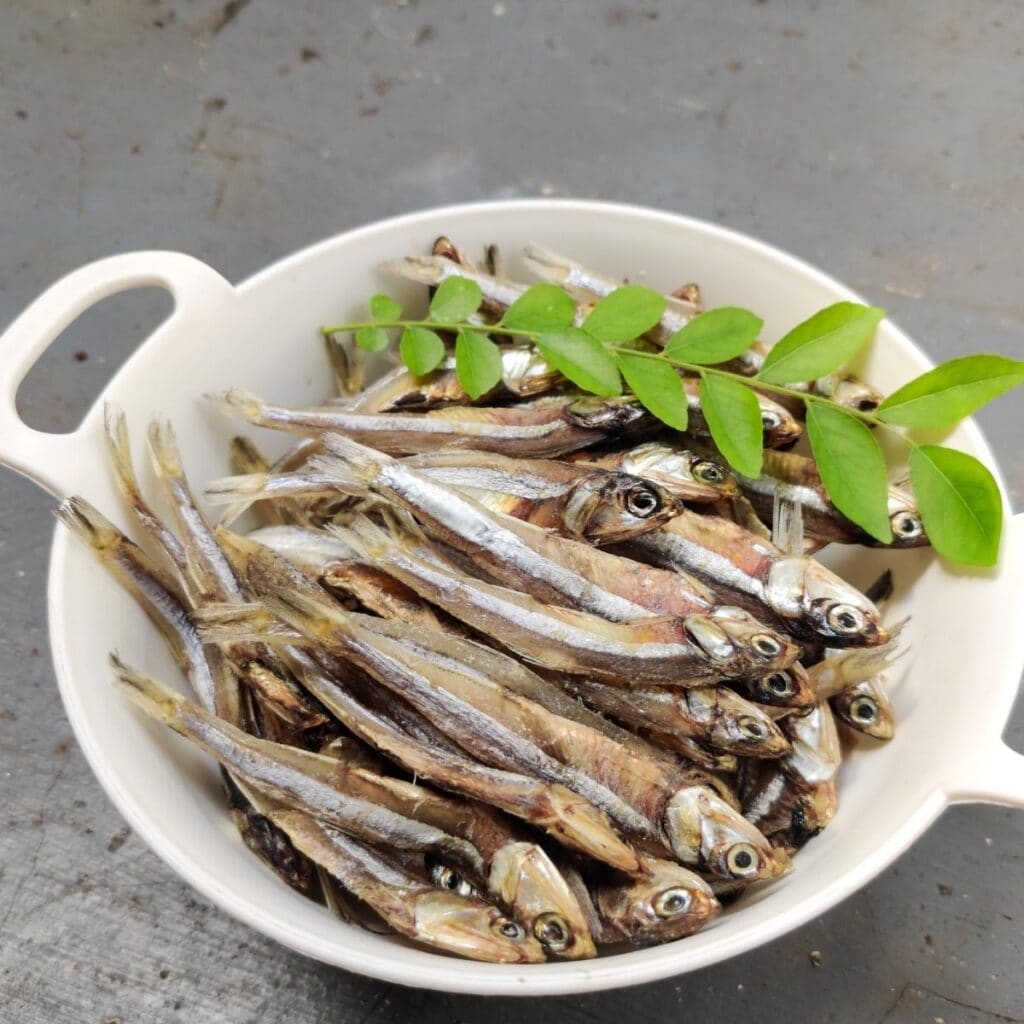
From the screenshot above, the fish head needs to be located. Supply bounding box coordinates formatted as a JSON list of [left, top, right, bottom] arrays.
[[593, 857, 720, 944], [618, 442, 739, 502], [664, 787, 784, 881], [818, 373, 885, 414], [886, 488, 928, 548], [565, 397, 650, 434], [488, 842, 597, 959], [744, 661, 817, 709], [563, 472, 680, 544], [757, 397, 803, 448], [831, 676, 894, 740], [766, 557, 889, 647], [704, 688, 792, 757], [501, 347, 562, 397], [412, 891, 546, 963], [686, 606, 800, 678]]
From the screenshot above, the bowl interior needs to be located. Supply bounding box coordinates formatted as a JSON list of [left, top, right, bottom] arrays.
[[46, 201, 1022, 995]]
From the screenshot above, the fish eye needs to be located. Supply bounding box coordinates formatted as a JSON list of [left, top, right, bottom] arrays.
[[849, 696, 878, 723], [765, 672, 795, 696], [533, 913, 571, 951], [694, 459, 726, 484], [738, 716, 768, 739], [494, 919, 527, 942], [654, 888, 692, 918], [725, 843, 760, 878], [752, 633, 783, 658], [891, 511, 922, 538], [760, 410, 782, 429], [430, 863, 475, 898], [625, 485, 662, 518], [826, 603, 866, 634]]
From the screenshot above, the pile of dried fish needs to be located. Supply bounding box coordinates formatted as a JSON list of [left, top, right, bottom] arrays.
[[58, 241, 915, 963]]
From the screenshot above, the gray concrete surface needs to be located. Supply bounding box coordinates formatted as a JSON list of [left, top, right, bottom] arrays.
[[1, 1, 1022, 1021]]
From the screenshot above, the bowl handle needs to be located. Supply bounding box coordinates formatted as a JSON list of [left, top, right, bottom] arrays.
[[945, 510, 1024, 810], [0, 251, 235, 498]]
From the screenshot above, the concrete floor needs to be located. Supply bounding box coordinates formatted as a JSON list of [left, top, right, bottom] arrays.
[[1, 1, 1022, 1021]]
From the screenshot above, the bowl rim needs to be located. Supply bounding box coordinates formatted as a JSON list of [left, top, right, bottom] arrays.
[[43, 198, 1010, 995]]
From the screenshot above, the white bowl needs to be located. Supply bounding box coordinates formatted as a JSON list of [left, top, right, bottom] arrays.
[[1, 200, 1022, 996]]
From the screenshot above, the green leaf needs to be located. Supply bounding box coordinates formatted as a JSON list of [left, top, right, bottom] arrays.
[[370, 293, 402, 321], [500, 283, 576, 333], [910, 445, 1002, 566], [877, 354, 1024, 430], [698, 374, 764, 477], [806, 404, 892, 543], [354, 326, 390, 353], [429, 276, 483, 323], [759, 302, 885, 384], [616, 353, 688, 431], [664, 307, 763, 365], [535, 329, 622, 396], [399, 326, 446, 376], [454, 330, 503, 400], [582, 285, 666, 343]]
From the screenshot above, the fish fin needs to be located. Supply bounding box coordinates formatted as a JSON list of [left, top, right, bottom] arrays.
[[771, 494, 805, 556], [55, 495, 121, 552], [380, 254, 449, 286], [229, 436, 271, 476]]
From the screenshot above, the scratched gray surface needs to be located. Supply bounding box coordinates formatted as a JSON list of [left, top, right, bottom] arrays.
[[1, 1, 1023, 1021]]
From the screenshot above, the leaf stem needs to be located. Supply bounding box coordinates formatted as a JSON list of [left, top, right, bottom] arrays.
[[322, 317, 919, 446]]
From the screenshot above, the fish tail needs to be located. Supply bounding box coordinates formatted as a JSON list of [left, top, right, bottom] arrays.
[[147, 418, 186, 481], [333, 514, 394, 561], [380, 254, 448, 286], [229, 436, 272, 476], [110, 653, 185, 727], [55, 495, 122, 555], [210, 388, 269, 425], [521, 243, 573, 284], [205, 472, 276, 506], [317, 432, 393, 487], [103, 403, 137, 493]]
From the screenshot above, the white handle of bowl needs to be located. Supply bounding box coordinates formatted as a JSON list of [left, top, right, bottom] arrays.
[[0, 251, 235, 498], [947, 742, 1024, 810], [945, 510, 1024, 810]]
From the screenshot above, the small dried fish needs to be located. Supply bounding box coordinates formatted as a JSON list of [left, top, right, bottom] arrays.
[[736, 449, 928, 549], [243, 789, 544, 962], [560, 678, 790, 759], [581, 856, 721, 945], [343, 348, 562, 412], [282, 647, 643, 873], [335, 516, 787, 685], [217, 388, 654, 459], [404, 450, 684, 543], [621, 512, 890, 647], [679, 378, 803, 450], [112, 656, 489, 876], [320, 738, 597, 958], [567, 441, 739, 505]]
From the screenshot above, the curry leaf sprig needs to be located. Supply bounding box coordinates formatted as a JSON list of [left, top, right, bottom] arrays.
[[322, 277, 1024, 568]]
